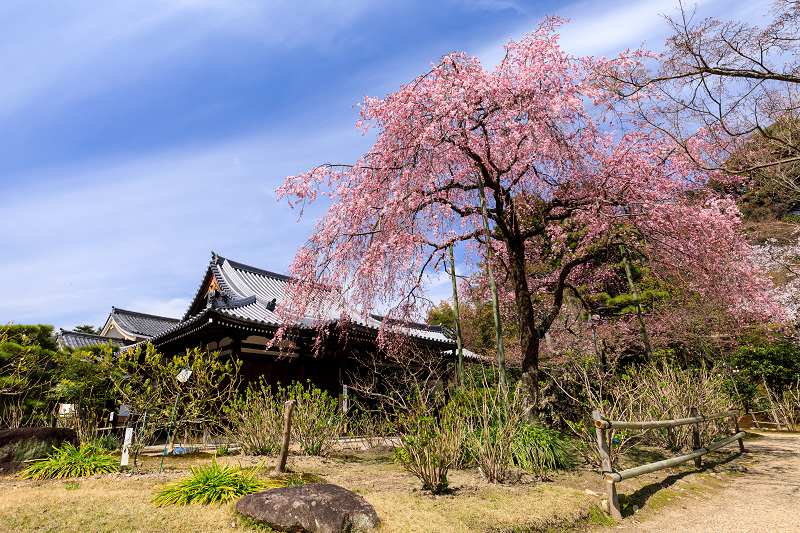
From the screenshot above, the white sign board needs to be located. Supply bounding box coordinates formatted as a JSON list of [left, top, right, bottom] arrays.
[[176, 367, 192, 383], [120, 428, 134, 467]]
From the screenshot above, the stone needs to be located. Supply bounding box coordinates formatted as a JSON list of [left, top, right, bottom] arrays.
[[0, 427, 79, 463], [236, 483, 381, 533]]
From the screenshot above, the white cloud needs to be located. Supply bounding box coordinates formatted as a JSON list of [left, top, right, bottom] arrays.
[[472, 0, 775, 67], [0, 0, 380, 118], [0, 121, 371, 329]]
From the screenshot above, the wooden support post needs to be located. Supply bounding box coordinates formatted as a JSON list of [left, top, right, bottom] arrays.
[[272, 400, 295, 475], [593, 410, 621, 520], [731, 412, 745, 452], [690, 407, 702, 468]]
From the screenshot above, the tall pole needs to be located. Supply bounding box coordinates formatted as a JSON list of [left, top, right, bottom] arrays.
[[449, 245, 465, 386], [620, 244, 652, 360], [476, 172, 508, 396], [588, 312, 605, 375]]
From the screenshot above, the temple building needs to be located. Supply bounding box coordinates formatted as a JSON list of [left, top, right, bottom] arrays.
[[80, 252, 457, 408]]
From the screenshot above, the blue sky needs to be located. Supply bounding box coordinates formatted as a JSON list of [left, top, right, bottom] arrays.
[[0, 0, 770, 331]]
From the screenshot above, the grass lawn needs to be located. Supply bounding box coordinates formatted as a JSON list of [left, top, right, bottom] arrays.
[[0, 443, 750, 533]]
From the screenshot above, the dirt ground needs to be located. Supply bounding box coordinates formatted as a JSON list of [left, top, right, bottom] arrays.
[[0, 437, 765, 533], [588, 431, 800, 533]]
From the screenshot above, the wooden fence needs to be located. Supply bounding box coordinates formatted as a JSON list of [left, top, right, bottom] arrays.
[[593, 408, 746, 520]]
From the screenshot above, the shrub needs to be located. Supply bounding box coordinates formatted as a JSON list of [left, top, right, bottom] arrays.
[[285, 380, 343, 456], [150, 458, 280, 506], [345, 409, 394, 448], [394, 393, 465, 494], [19, 442, 117, 480], [462, 384, 521, 483], [551, 355, 731, 466], [628, 362, 729, 451], [86, 435, 119, 452], [511, 424, 572, 479], [224, 377, 284, 455]]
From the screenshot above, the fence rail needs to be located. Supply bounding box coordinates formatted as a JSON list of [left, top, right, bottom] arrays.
[[594, 410, 740, 431], [593, 408, 745, 521]]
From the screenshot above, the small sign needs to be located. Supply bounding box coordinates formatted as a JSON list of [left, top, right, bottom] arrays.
[[58, 404, 74, 416], [120, 428, 134, 467], [119, 404, 131, 417], [342, 385, 348, 412], [176, 367, 192, 383]]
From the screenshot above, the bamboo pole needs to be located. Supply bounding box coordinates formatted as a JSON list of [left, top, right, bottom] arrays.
[[588, 313, 605, 375], [619, 244, 652, 359], [448, 245, 465, 386], [475, 171, 507, 396], [595, 409, 740, 430], [605, 431, 747, 483]]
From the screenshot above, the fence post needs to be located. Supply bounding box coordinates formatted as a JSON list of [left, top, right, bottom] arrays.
[[730, 411, 745, 452], [272, 400, 296, 475], [593, 410, 621, 520], [690, 407, 702, 468]]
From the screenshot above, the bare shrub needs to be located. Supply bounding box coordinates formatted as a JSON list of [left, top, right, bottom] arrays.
[[346, 346, 451, 414], [547, 355, 641, 467], [548, 353, 731, 467], [762, 378, 800, 431], [628, 362, 729, 450], [458, 378, 522, 483], [286, 380, 344, 456], [345, 410, 395, 448], [394, 392, 465, 494], [223, 378, 284, 455]]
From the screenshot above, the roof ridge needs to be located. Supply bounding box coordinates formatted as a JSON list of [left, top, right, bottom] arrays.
[[111, 307, 180, 322], [220, 256, 291, 281], [369, 314, 446, 332], [59, 328, 115, 338]]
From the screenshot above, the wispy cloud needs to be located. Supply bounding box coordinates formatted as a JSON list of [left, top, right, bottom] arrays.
[[0, 117, 375, 327], [0, 1, 380, 118]]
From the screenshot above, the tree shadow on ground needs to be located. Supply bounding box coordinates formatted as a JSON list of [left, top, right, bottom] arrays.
[[617, 450, 743, 518]]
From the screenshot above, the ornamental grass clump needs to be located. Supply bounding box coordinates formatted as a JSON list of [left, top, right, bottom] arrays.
[[19, 442, 117, 480], [511, 424, 573, 479], [150, 458, 280, 506]]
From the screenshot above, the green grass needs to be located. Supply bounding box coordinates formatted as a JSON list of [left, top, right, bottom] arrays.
[[19, 442, 118, 480], [150, 458, 282, 506]]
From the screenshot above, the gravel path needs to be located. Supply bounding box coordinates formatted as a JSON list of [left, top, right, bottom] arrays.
[[610, 432, 800, 532]]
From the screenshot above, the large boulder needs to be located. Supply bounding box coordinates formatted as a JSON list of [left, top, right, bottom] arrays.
[[0, 427, 79, 463], [236, 483, 381, 533]]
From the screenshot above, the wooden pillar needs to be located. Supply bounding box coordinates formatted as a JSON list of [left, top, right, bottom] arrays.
[[272, 400, 295, 475], [731, 411, 745, 452], [593, 410, 621, 520], [690, 407, 702, 468]]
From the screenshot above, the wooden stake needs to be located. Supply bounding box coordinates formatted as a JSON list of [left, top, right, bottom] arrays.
[[731, 412, 745, 452], [272, 400, 295, 475], [593, 410, 621, 520], [690, 407, 702, 468]]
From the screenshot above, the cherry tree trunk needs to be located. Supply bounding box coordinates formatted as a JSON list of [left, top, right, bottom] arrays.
[[506, 238, 541, 423]]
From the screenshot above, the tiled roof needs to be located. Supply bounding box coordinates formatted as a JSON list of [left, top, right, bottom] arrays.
[[151, 252, 454, 348], [109, 307, 180, 338], [56, 329, 128, 350]]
